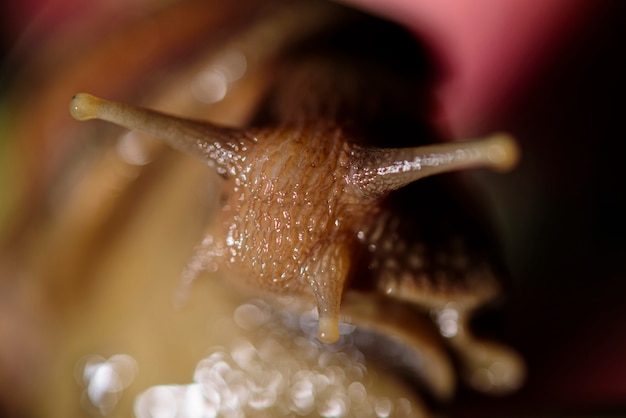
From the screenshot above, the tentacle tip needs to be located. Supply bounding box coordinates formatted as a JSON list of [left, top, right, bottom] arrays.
[[317, 316, 340, 344], [485, 132, 521, 172], [69, 92, 101, 121], [470, 352, 526, 395]]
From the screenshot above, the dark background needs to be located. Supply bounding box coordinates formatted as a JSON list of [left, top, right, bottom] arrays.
[[453, 1, 626, 415]]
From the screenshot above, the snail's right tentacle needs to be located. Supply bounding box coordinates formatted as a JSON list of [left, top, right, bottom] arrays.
[[349, 133, 520, 198]]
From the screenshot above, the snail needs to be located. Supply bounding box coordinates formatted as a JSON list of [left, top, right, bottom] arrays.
[[68, 4, 524, 397]]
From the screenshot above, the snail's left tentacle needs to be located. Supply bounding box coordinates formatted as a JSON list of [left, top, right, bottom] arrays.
[[70, 93, 255, 176]]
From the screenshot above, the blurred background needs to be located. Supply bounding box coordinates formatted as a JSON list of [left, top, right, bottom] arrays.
[[1, 0, 626, 416]]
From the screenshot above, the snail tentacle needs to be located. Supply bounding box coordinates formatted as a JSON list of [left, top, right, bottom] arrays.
[[349, 133, 520, 198], [435, 307, 526, 394], [307, 243, 351, 343], [70, 93, 254, 176]]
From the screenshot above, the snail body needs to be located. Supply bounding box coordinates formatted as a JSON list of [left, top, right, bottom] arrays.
[[70, 6, 523, 393]]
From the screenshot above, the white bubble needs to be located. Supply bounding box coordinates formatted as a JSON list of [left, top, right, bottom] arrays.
[[233, 303, 270, 331], [135, 386, 179, 418]]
